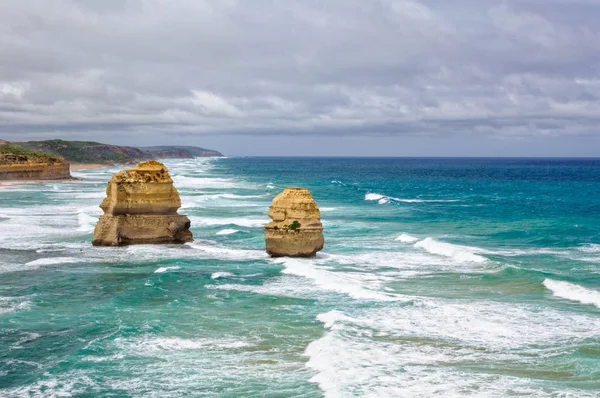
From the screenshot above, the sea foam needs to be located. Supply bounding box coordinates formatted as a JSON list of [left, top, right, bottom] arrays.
[[77, 212, 99, 233], [543, 279, 600, 309], [216, 229, 241, 236], [211, 272, 234, 279], [578, 244, 600, 253], [395, 233, 418, 243], [365, 193, 387, 205], [114, 336, 253, 354], [154, 266, 181, 274], [0, 296, 33, 315], [207, 275, 325, 299], [191, 243, 267, 261], [365, 192, 459, 205], [275, 258, 401, 301], [191, 217, 267, 228], [315, 250, 468, 277], [414, 238, 487, 263], [25, 257, 80, 267], [303, 299, 600, 397]]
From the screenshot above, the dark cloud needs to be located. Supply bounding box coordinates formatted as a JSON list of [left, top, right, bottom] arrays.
[[0, 0, 599, 155]]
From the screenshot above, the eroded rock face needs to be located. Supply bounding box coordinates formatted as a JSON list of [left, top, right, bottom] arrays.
[[92, 161, 193, 246], [264, 188, 324, 257], [0, 153, 71, 181]]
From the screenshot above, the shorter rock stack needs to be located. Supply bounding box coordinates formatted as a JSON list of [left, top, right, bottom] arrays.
[[264, 188, 324, 257], [92, 161, 193, 246]]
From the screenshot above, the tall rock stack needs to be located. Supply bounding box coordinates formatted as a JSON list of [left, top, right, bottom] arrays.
[[92, 161, 193, 246], [264, 188, 324, 257]]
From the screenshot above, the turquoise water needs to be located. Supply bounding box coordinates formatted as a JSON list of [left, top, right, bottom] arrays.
[[1, 157, 600, 397]]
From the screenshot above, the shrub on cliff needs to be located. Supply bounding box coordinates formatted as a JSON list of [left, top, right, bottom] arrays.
[[0, 144, 53, 159]]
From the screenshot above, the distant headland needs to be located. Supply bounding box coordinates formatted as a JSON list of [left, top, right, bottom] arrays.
[[0, 142, 72, 181], [2, 139, 223, 165], [0, 139, 223, 182]]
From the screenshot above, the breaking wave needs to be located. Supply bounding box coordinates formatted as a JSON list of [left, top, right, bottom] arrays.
[[216, 229, 241, 236], [543, 279, 600, 309], [395, 233, 418, 243], [414, 238, 487, 263], [191, 217, 267, 228], [211, 272, 235, 279], [275, 258, 402, 301], [304, 300, 600, 397], [154, 266, 181, 274], [365, 192, 459, 205]]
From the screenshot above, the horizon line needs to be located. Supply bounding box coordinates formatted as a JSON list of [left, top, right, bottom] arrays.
[[226, 155, 600, 159]]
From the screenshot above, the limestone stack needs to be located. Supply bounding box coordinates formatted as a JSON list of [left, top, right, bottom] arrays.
[[92, 161, 193, 246], [264, 188, 324, 257]]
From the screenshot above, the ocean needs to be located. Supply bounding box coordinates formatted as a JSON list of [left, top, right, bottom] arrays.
[[1, 157, 600, 397]]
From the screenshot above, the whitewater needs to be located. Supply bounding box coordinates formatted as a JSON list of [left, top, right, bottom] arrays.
[[1, 157, 600, 397]]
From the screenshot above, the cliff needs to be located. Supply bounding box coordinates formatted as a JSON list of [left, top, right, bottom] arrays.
[[17, 140, 150, 165], [264, 188, 324, 257], [0, 144, 72, 181], [92, 161, 193, 246], [12, 140, 223, 165]]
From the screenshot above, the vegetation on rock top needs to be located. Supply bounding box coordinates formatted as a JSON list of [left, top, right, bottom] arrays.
[[0, 144, 68, 168]]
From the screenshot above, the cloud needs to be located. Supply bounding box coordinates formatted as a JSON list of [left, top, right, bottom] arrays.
[[0, 0, 599, 145]]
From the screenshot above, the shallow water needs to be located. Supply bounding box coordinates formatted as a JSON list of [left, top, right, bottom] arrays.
[[1, 157, 600, 397]]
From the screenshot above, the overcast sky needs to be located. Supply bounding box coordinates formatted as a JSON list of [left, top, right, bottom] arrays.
[[1, 0, 599, 156]]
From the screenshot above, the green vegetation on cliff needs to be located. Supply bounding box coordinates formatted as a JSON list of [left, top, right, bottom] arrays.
[[18, 140, 145, 164], [0, 144, 54, 159], [0, 144, 69, 179], [3, 140, 223, 165]]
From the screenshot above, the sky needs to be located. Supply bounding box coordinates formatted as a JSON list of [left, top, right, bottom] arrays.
[[1, 0, 599, 156]]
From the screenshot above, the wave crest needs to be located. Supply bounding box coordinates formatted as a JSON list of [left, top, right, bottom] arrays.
[[543, 279, 600, 309], [414, 238, 487, 263], [365, 193, 458, 205], [395, 234, 418, 243]]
